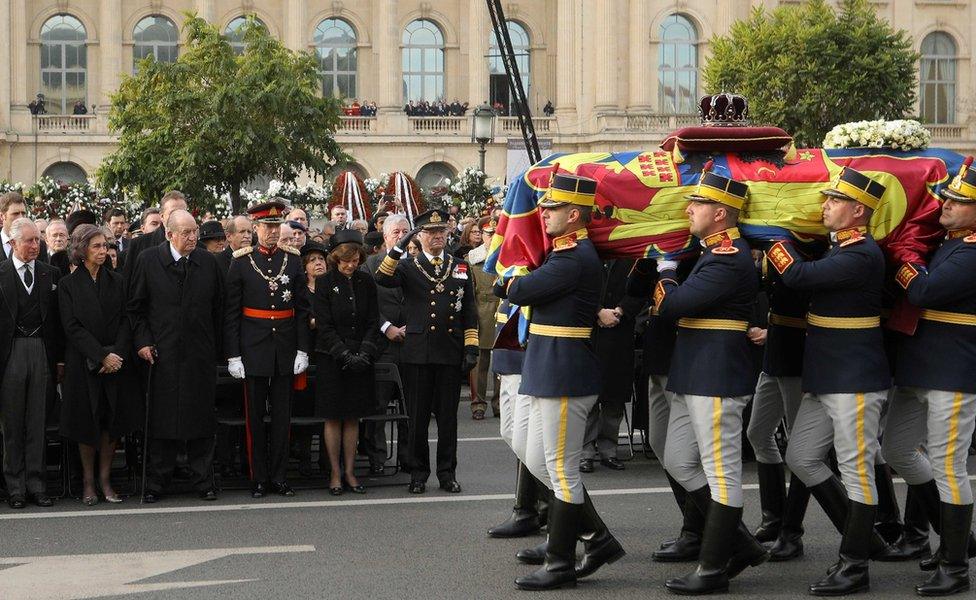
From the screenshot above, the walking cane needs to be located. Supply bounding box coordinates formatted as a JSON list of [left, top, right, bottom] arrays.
[[140, 352, 155, 503]]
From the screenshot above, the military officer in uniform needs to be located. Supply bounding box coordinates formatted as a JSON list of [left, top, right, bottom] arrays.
[[497, 173, 625, 591], [745, 259, 811, 561], [768, 167, 892, 595], [653, 163, 767, 595], [628, 258, 706, 563], [883, 157, 976, 596], [487, 299, 550, 543], [374, 209, 478, 494], [224, 200, 311, 499]]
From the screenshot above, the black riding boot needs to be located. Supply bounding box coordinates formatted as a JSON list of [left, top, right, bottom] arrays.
[[809, 501, 875, 596], [755, 462, 786, 542], [489, 461, 543, 538], [921, 531, 976, 571], [665, 496, 740, 595], [883, 480, 938, 560], [514, 499, 580, 590], [916, 502, 972, 596], [809, 475, 892, 560], [876, 463, 904, 545], [575, 489, 626, 578], [770, 473, 810, 561], [654, 474, 705, 562]]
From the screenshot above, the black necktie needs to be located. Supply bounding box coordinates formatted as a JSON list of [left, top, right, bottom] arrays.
[[176, 256, 187, 281], [22, 264, 32, 288]]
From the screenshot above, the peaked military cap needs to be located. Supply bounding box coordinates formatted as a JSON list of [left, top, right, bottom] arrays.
[[414, 209, 450, 230], [248, 199, 288, 223], [822, 166, 886, 210], [942, 156, 976, 203], [539, 173, 597, 209]]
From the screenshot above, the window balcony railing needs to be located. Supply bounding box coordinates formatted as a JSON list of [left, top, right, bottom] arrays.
[[924, 124, 965, 140], [33, 114, 97, 133], [625, 114, 698, 131], [408, 116, 467, 134], [337, 116, 376, 133], [499, 116, 554, 134]]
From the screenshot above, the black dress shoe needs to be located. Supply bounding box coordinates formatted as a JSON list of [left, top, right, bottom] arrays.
[[369, 464, 385, 476], [271, 482, 295, 497], [329, 486, 343, 496], [251, 482, 267, 499], [141, 492, 160, 504], [408, 481, 426, 494], [579, 458, 594, 473], [344, 480, 366, 494], [600, 457, 625, 471], [439, 480, 462, 493], [7, 495, 26, 509], [31, 494, 54, 507], [198, 488, 218, 501]]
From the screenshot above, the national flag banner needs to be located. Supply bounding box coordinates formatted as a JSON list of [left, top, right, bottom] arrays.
[[485, 147, 964, 278]]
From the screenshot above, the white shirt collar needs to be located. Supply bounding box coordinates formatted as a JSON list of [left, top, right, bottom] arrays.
[[1, 229, 10, 245], [423, 250, 444, 262], [169, 243, 185, 262], [11, 253, 33, 272]]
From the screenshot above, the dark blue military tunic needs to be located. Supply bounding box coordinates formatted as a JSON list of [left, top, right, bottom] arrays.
[[490, 299, 524, 376], [768, 227, 890, 394], [895, 230, 976, 392], [655, 228, 758, 397], [504, 230, 602, 397], [762, 266, 809, 377]]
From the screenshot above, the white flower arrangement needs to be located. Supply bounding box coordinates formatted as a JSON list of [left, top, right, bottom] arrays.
[[823, 119, 930, 152], [441, 166, 497, 216]]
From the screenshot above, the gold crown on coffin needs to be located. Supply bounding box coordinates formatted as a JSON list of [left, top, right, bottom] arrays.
[[699, 92, 750, 127]]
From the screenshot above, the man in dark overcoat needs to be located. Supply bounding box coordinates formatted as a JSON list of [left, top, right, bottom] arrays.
[[127, 209, 223, 502]]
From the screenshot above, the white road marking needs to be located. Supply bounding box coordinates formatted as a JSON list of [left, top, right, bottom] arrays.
[[0, 476, 971, 521], [0, 545, 314, 600]]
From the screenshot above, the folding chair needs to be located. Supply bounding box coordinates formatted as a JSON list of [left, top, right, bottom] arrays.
[[360, 362, 410, 477]]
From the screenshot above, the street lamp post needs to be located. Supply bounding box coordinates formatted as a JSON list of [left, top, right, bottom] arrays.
[[471, 104, 497, 173]]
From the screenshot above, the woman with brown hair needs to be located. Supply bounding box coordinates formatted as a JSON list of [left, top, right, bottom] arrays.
[[58, 224, 139, 505], [312, 230, 381, 495], [452, 219, 483, 260]]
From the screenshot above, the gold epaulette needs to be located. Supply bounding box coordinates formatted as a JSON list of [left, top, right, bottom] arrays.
[[281, 245, 300, 255], [232, 246, 253, 258]]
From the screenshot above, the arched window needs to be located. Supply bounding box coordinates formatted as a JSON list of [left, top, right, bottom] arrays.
[[402, 19, 445, 103], [416, 162, 456, 192], [658, 14, 698, 115], [42, 162, 87, 185], [489, 21, 530, 115], [326, 162, 369, 181], [920, 32, 957, 124], [225, 16, 266, 56], [40, 15, 87, 115], [314, 18, 357, 99], [133, 15, 179, 70]]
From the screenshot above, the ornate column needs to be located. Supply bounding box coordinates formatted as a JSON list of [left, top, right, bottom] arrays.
[[99, 0, 123, 107], [466, 0, 489, 106], [195, 0, 216, 22], [0, 0, 11, 129], [627, 0, 652, 111], [283, 0, 305, 51], [593, 0, 618, 111], [554, 0, 576, 120], [375, 0, 400, 112]]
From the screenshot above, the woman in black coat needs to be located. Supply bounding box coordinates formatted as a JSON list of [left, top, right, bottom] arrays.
[[313, 230, 381, 495], [59, 224, 139, 505]]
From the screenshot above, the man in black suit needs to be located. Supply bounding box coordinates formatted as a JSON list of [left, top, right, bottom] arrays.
[[0, 218, 63, 508], [103, 208, 130, 255], [217, 215, 252, 275], [1, 192, 48, 263], [122, 191, 188, 284], [363, 214, 410, 473]]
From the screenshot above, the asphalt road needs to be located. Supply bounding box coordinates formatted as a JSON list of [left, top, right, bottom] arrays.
[[0, 401, 973, 600]]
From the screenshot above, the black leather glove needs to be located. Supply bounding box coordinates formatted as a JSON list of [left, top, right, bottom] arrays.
[[387, 227, 422, 260], [348, 353, 371, 373], [461, 346, 479, 374], [338, 350, 355, 370]]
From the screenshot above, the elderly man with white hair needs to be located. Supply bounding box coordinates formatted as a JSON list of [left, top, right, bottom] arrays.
[[0, 217, 63, 509]]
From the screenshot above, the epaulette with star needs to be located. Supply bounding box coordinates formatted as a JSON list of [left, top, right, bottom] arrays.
[[281, 245, 300, 256], [232, 246, 253, 258]]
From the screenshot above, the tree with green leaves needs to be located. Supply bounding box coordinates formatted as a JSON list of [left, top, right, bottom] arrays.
[[702, 0, 919, 147], [98, 14, 347, 213]]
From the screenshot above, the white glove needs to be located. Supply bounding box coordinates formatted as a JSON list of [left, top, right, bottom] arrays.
[[227, 357, 245, 379], [293, 350, 309, 375], [656, 259, 679, 273]]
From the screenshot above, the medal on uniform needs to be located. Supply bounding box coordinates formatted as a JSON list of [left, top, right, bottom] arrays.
[[249, 254, 289, 295], [435, 283, 445, 293], [280, 274, 290, 285], [415, 255, 453, 294], [282, 289, 292, 302], [268, 280, 279, 292]]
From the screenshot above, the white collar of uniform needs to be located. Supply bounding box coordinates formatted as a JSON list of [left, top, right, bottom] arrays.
[[423, 250, 444, 263]]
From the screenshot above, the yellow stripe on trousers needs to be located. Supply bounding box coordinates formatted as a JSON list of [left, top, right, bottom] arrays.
[[555, 397, 572, 502], [855, 393, 873, 504], [711, 397, 728, 505], [946, 392, 963, 505]]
